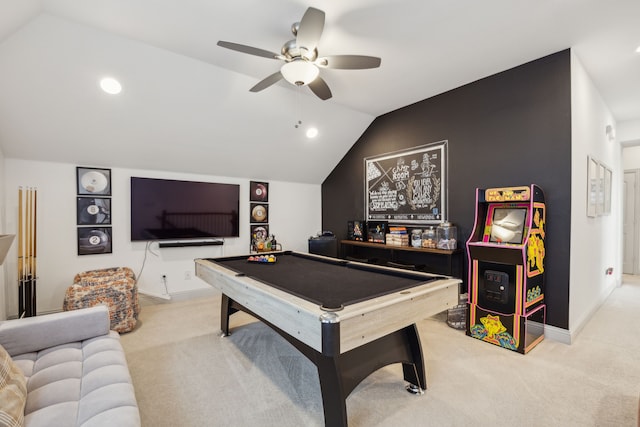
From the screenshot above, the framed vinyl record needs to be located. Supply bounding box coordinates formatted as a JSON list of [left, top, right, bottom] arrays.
[[251, 224, 269, 241], [77, 227, 112, 255], [77, 197, 111, 225], [249, 181, 269, 202], [250, 203, 268, 223], [77, 167, 111, 196]]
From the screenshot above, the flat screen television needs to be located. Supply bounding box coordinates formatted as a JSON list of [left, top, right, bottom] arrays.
[[489, 207, 527, 244], [130, 177, 240, 241]]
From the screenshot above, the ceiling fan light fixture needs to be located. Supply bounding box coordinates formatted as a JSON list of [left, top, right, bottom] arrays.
[[281, 60, 319, 86]]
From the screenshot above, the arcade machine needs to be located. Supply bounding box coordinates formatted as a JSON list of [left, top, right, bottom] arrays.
[[466, 185, 546, 354]]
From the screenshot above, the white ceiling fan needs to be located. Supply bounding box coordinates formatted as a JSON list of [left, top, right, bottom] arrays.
[[217, 7, 381, 100]]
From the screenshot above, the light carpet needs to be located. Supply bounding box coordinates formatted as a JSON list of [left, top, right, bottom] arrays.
[[120, 278, 640, 426]]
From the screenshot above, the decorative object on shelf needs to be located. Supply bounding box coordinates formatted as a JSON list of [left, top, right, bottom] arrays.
[[436, 222, 457, 250], [365, 140, 448, 224], [421, 226, 436, 248], [76, 167, 113, 255], [386, 226, 408, 246], [347, 220, 365, 241], [411, 229, 422, 248], [77, 167, 111, 196], [366, 221, 387, 244], [18, 186, 38, 317]]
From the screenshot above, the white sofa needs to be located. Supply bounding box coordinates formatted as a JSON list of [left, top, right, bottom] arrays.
[[0, 305, 140, 427]]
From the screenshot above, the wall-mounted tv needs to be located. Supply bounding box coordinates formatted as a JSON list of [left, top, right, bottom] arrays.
[[488, 207, 527, 244], [130, 177, 240, 241]]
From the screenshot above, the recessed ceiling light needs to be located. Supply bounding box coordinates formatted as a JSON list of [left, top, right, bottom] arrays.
[[306, 127, 318, 138], [99, 77, 122, 95], [636, 45, 640, 53]]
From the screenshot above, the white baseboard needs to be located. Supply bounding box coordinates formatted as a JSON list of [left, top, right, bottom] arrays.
[[543, 282, 617, 345], [139, 286, 218, 304], [544, 323, 572, 344], [138, 288, 172, 300]]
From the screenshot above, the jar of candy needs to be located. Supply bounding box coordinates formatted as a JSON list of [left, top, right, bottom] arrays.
[[436, 222, 457, 250], [421, 227, 436, 248], [411, 229, 422, 248]]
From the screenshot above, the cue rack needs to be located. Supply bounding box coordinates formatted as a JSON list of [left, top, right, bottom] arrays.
[[18, 186, 37, 317]]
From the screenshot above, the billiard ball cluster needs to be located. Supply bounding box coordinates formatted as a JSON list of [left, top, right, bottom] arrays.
[[247, 254, 276, 263]]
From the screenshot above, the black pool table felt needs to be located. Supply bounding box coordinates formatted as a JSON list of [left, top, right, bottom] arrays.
[[208, 252, 444, 310]]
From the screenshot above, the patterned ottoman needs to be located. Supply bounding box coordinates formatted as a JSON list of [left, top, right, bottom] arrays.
[[63, 267, 140, 333]]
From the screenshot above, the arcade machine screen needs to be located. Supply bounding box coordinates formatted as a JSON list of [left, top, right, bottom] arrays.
[[489, 207, 527, 244]]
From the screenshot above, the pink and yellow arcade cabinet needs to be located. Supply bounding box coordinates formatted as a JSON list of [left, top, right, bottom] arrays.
[[466, 185, 546, 354]]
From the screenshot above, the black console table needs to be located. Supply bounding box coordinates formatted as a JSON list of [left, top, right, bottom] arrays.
[[340, 240, 464, 284]]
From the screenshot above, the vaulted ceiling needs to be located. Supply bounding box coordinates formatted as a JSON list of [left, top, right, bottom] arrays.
[[1, 0, 639, 183]]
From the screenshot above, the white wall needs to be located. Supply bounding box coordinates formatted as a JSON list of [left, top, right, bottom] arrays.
[[623, 146, 640, 169], [2, 159, 321, 317], [619, 119, 640, 146], [569, 52, 623, 338]]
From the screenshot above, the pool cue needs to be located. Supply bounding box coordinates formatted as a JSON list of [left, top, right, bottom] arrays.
[[26, 188, 36, 317], [17, 187, 38, 317], [17, 187, 24, 317], [31, 188, 37, 316], [25, 187, 32, 317], [26, 188, 31, 317]]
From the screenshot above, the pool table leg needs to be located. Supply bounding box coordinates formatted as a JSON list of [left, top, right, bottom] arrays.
[[316, 357, 349, 427], [402, 324, 426, 393], [219, 295, 426, 426], [313, 323, 426, 426], [220, 294, 237, 337]]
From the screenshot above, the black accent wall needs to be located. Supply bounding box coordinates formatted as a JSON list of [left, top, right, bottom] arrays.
[[322, 49, 571, 329]]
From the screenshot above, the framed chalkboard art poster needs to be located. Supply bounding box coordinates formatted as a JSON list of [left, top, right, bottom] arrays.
[[365, 141, 448, 224]]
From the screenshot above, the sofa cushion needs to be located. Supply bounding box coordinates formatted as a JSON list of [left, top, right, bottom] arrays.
[[0, 344, 27, 427], [0, 306, 110, 357], [11, 332, 139, 427]]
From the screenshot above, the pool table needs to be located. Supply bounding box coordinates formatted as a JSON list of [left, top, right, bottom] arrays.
[[195, 251, 460, 426]]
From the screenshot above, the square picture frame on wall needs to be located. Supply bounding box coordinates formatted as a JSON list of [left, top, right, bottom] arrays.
[[250, 203, 268, 223], [77, 167, 111, 196], [249, 181, 269, 202], [77, 197, 112, 225], [586, 156, 598, 218], [77, 227, 112, 255]]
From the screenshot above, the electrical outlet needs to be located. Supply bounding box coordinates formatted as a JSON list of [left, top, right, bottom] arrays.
[[184, 271, 192, 280]]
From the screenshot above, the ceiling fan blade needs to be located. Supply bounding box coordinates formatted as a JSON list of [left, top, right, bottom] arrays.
[[308, 76, 332, 100], [217, 41, 281, 60], [296, 7, 325, 52], [316, 55, 381, 70], [250, 71, 284, 92]]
